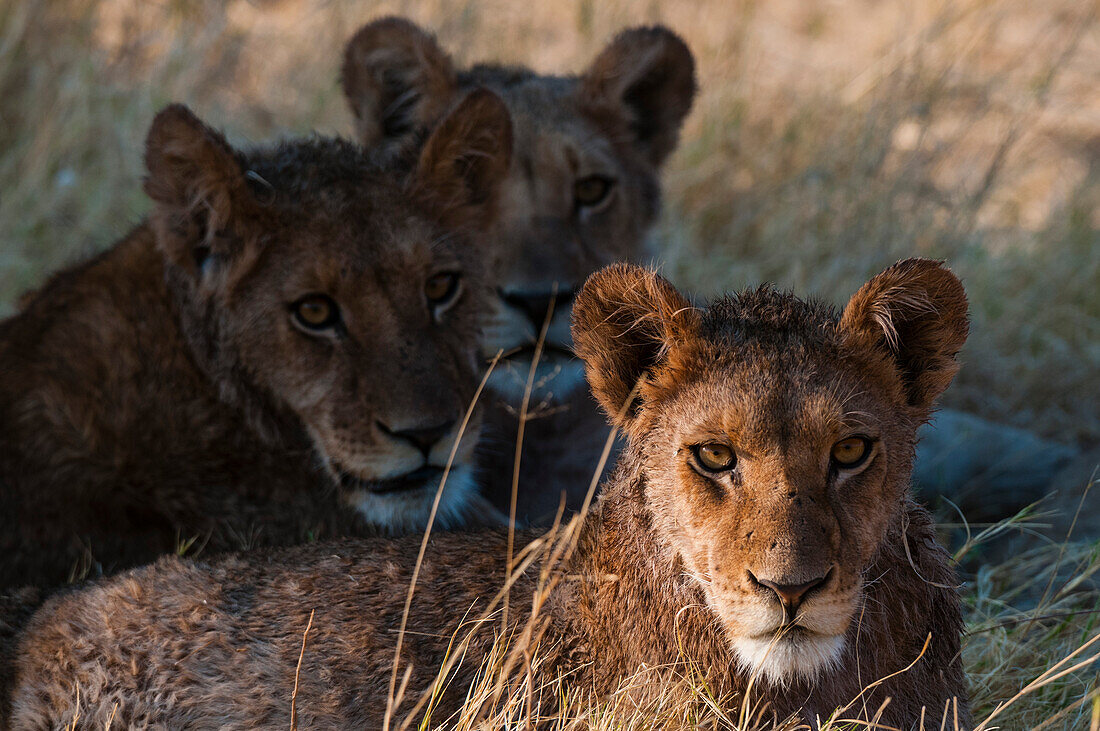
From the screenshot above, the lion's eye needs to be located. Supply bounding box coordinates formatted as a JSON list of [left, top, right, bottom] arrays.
[[831, 437, 872, 468], [425, 272, 461, 308], [695, 442, 736, 472], [574, 175, 614, 208], [291, 294, 340, 332]]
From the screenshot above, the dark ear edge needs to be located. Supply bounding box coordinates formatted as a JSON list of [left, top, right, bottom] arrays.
[[840, 258, 970, 410], [412, 88, 513, 232], [578, 25, 697, 167], [143, 104, 252, 275], [340, 17, 457, 150], [572, 263, 699, 427]]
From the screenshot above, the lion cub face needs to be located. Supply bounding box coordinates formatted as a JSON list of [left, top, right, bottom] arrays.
[[144, 93, 512, 531], [573, 260, 968, 684], [341, 19, 696, 403]]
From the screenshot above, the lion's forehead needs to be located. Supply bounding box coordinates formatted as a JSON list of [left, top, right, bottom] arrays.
[[238, 139, 466, 267], [262, 213, 472, 293], [499, 112, 623, 207], [486, 99, 655, 288], [242, 136, 398, 197], [463, 70, 579, 120], [461, 72, 606, 168], [661, 341, 882, 450]]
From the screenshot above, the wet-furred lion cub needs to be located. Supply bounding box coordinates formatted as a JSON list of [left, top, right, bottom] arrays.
[[0, 90, 511, 591], [11, 259, 969, 730], [341, 19, 697, 523]]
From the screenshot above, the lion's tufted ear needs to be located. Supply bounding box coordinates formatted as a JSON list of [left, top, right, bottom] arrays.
[[341, 17, 458, 154], [144, 104, 257, 278], [412, 88, 513, 233], [840, 258, 969, 411], [578, 26, 697, 168], [572, 263, 700, 428]]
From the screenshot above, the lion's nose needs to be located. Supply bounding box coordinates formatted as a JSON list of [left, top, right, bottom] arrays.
[[748, 568, 833, 622], [499, 287, 577, 330], [378, 420, 455, 458]]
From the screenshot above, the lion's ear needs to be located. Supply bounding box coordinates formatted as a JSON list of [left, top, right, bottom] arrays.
[[143, 104, 255, 277], [840, 258, 969, 411], [341, 17, 457, 153], [572, 263, 699, 428], [413, 88, 513, 232], [578, 26, 696, 167]]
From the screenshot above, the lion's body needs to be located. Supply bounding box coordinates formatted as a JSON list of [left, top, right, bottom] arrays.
[[0, 97, 513, 591], [9, 498, 961, 729], [11, 535, 523, 729], [10, 260, 970, 729], [0, 225, 354, 589]]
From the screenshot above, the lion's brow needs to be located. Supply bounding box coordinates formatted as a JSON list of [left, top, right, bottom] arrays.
[[428, 230, 461, 252]]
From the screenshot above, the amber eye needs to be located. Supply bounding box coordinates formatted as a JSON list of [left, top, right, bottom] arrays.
[[831, 437, 872, 468], [574, 175, 614, 208], [694, 442, 736, 472], [292, 294, 340, 332], [425, 272, 460, 308]]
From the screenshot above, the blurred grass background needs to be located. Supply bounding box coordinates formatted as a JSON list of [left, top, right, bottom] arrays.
[[2, 0, 1099, 725], [1, 0, 1097, 446]]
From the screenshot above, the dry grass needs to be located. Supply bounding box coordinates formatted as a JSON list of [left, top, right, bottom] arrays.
[[3, 0, 1099, 727], [372, 497, 1100, 730]]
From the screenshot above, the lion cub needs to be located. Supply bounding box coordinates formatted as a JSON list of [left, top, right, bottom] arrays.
[[341, 19, 697, 523], [0, 91, 512, 590], [11, 259, 969, 729]]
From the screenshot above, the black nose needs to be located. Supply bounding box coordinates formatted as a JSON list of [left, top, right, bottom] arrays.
[[378, 420, 455, 457], [748, 569, 832, 623], [499, 287, 577, 330]]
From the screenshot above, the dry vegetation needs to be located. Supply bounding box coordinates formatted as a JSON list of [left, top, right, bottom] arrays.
[[2, 0, 1098, 728]]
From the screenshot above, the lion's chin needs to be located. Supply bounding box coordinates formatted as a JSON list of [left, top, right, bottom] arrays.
[[730, 629, 846, 686], [486, 350, 587, 403], [343, 464, 479, 533]]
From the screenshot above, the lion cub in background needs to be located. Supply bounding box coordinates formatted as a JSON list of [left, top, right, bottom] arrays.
[[0, 91, 512, 591], [341, 19, 697, 523]]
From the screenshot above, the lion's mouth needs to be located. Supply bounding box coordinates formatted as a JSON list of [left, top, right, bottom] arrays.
[[338, 466, 446, 495], [762, 624, 814, 640], [502, 343, 576, 363]]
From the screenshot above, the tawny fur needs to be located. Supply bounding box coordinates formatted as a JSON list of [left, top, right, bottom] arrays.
[[341, 19, 697, 525], [0, 587, 40, 721], [0, 93, 513, 592], [11, 259, 969, 729]]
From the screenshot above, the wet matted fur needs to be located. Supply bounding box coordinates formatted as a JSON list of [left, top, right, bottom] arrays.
[[11, 259, 968, 729], [0, 91, 512, 591], [341, 18, 697, 523]]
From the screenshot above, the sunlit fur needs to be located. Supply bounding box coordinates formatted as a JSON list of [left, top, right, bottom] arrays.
[[9, 260, 971, 729], [703, 579, 852, 684], [731, 633, 846, 686], [569, 261, 970, 723]]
